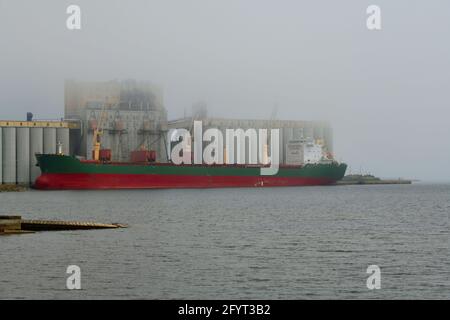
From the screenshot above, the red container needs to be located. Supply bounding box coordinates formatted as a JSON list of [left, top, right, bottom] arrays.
[[93, 149, 112, 161], [130, 150, 156, 163], [149, 150, 156, 162], [99, 149, 112, 161]]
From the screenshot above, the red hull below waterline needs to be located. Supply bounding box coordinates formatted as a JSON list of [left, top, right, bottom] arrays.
[[33, 154, 348, 190], [34, 173, 334, 190]]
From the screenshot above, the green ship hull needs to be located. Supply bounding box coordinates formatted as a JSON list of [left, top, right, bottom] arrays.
[[34, 154, 347, 190]]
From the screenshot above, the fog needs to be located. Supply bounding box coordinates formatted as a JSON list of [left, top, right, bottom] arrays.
[[0, 0, 449, 181]]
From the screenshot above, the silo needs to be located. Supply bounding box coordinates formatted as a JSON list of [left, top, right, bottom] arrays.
[[324, 126, 334, 154], [313, 125, 324, 141], [0, 128, 2, 183], [2, 127, 16, 184], [304, 125, 314, 140], [299, 127, 305, 139], [43, 128, 56, 154], [56, 128, 70, 155], [30, 128, 43, 183], [281, 125, 289, 164], [286, 127, 294, 141], [16, 127, 30, 185], [86, 131, 94, 160], [278, 127, 284, 165], [293, 128, 302, 140], [102, 130, 111, 151], [282, 127, 294, 165], [220, 127, 227, 164]]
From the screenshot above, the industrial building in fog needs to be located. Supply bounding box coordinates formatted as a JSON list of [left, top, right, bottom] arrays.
[[168, 105, 333, 165], [1, 79, 335, 185], [64, 79, 168, 162]]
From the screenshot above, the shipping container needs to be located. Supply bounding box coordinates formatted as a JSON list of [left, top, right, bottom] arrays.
[[130, 150, 156, 162], [100, 149, 112, 161]]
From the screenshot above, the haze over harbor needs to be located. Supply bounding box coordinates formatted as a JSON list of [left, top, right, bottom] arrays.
[[1, 1, 449, 181], [0, 1, 449, 304]]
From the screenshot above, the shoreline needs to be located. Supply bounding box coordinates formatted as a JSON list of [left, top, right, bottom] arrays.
[[335, 179, 412, 185], [0, 184, 29, 192]]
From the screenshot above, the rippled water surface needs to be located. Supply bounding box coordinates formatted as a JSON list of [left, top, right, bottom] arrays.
[[1, 183, 449, 299]]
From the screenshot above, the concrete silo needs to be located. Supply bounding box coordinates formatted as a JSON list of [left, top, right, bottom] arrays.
[[2, 127, 16, 184], [30, 127, 44, 184], [16, 127, 30, 184], [43, 128, 56, 154]]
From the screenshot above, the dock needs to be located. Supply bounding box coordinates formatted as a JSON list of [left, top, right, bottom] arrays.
[[335, 179, 412, 185], [335, 174, 412, 185], [0, 215, 127, 235]]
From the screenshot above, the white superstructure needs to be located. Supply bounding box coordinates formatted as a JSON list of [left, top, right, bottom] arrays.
[[285, 138, 324, 165]]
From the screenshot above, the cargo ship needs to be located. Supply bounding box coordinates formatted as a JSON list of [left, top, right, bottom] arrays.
[[33, 153, 347, 190], [33, 108, 347, 189]]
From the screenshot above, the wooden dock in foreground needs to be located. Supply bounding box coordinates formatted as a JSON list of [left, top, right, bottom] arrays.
[[0, 215, 127, 235]]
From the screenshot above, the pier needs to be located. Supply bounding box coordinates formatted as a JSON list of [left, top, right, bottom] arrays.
[[335, 174, 412, 185], [335, 179, 412, 185], [0, 215, 127, 235]]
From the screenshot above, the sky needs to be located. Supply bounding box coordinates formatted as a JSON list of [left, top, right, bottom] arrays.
[[0, 0, 449, 181]]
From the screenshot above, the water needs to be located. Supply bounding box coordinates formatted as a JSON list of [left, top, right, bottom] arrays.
[[0, 183, 449, 299]]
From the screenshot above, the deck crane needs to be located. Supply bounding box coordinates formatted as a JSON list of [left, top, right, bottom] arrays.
[[92, 102, 109, 161]]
